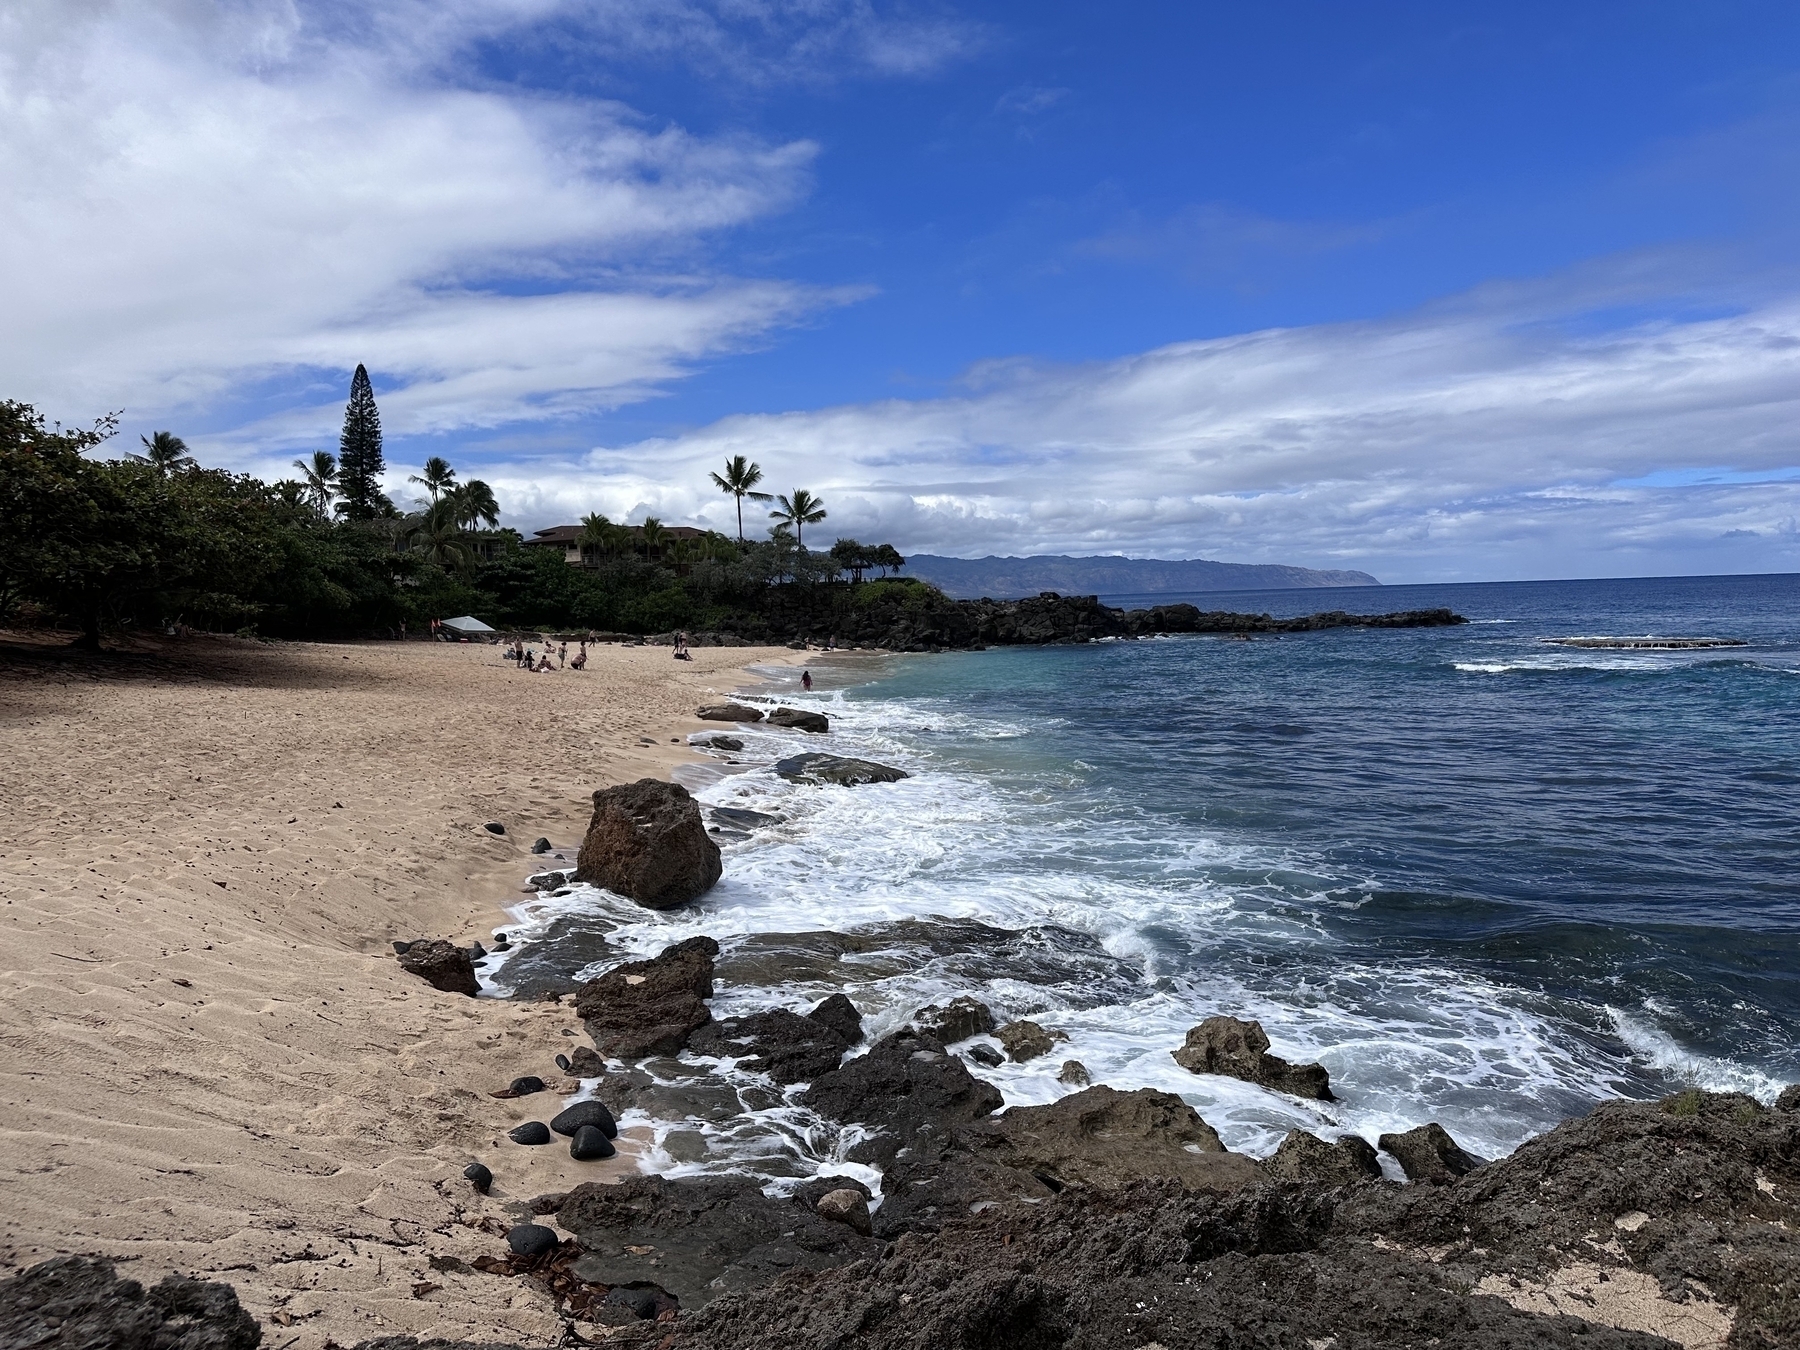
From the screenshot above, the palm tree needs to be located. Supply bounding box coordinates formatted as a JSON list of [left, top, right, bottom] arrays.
[[292, 450, 339, 518], [133, 431, 196, 474], [580, 512, 611, 565], [770, 488, 828, 547], [639, 517, 667, 560], [710, 456, 773, 543], [447, 479, 500, 531], [408, 455, 457, 506], [407, 499, 474, 571]]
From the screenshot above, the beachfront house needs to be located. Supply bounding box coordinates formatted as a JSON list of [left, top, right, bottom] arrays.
[[523, 523, 712, 567]]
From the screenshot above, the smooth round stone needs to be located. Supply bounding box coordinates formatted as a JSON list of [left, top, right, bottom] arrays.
[[551, 1099, 618, 1139], [391, 940, 413, 955], [463, 1162, 492, 1194], [570, 1124, 615, 1160], [506, 1222, 557, 1258], [554, 1053, 572, 1073], [484, 822, 506, 835], [508, 1121, 551, 1146], [507, 1075, 546, 1097]]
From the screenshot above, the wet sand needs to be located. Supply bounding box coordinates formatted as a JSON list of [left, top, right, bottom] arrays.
[[0, 632, 791, 1347]]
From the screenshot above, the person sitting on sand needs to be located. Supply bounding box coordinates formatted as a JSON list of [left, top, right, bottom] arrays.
[[570, 647, 586, 670], [538, 653, 554, 672]]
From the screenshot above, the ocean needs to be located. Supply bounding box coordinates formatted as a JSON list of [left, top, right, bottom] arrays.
[[490, 572, 1800, 1188]]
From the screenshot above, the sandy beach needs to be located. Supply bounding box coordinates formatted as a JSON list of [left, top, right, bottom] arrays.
[[0, 633, 793, 1347]]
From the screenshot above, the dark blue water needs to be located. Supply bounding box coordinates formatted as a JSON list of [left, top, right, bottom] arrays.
[[499, 573, 1799, 1177]]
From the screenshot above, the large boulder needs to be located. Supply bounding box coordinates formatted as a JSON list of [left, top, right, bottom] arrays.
[[1171, 1015, 1335, 1100], [807, 993, 863, 1045], [773, 754, 909, 787], [688, 1007, 853, 1084], [576, 778, 721, 910], [557, 1175, 878, 1309], [766, 707, 830, 733], [574, 936, 719, 1060], [697, 703, 765, 722], [0, 1256, 261, 1350], [800, 1029, 1003, 1168], [913, 995, 994, 1044], [1378, 1122, 1484, 1184], [1266, 1129, 1384, 1186], [996, 1018, 1064, 1063], [395, 938, 480, 997]]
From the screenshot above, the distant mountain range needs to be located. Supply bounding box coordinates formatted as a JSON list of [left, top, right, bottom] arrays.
[[899, 554, 1380, 599]]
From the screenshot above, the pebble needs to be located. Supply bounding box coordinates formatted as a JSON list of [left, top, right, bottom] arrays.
[[554, 1053, 572, 1072], [469, 941, 488, 960], [484, 822, 506, 835], [493, 1075, 547, 1099], [551, 1099, 618, 1139], [570, 1124, 615, 1160], [463, 1162, 493, 1194], [508, 1121, 552, 1145], [505, 1222, 558, 1258], [531, 837, 552, 853]]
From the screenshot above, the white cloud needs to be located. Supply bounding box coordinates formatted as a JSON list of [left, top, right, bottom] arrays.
[[0, 0, 834, 431], [477, 267, 1800, 580]]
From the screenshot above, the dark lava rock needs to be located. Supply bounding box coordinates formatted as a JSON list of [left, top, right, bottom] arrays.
[[965, 1043, 1004, 1068], [697, 702, 765, 723], [390, 940, 412, 955], [814, 1187, 872, 1236], [1171, 1014, 1335, 1100], [508, 1121, 552, 1145], [913, 995, 994, 1043], [1057, 1059, 1091, 1087], [554, 1052, 571, 1072], [807, 992, 863, 1045], [766, 707, 830, 733], [605, 1285, 674, 1320], [773, 753, 908, 786], [1266, 1129, 1384, 1186], [571, 1124, 616, 1160], [689, 1007, 852, 1084], [575, 778, 721, 910], [1378, 1122, 1484, 1184], [492, 1075, 545, 1099], [395, 938, 480, 997], [0, 1255, 260, 1350], [701, 734, 745, 751], [556, 1174, 879, 1308], [1778, 1082, 1800, 1111], [566, 1045, 606, 1077], [505, 1222, 558, 1258], [551, 1099, 619, 1139], [996, 1018, 1064, 1063], [799, 1029, 1003, 1168], [531, 837, 552, 853], [877, 1085, 1261, 1237], [463, 1161, 493, 1194], [484, 821, 506, 835], [573, 936, 719, 1060]]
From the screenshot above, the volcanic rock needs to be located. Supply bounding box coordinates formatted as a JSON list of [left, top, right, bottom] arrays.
[[800, 1029, 1004, 1168], [689, 1007, 852, 1084], [573, 936, 719, 1060], [395, 938, 480, 997], [531, 837, 552, 853], [505, 1223, 558, 1258], [484, 821, 506, 835], [463, 1162, 493, 1193], [1171, 1015, 1335, 1100], [766, 707, 830, 733], [552, 1099, 619, 1139], [576, 779, 721, 910], [1057, 1059, 1091, 1086], [570, 1124, 615, 1160], [1266, 1129, 1384, 1186], [491, 1075, 545, 1099], [774, 753, 910, 787], [814, 1188, 873, 1236], [697, 702, 765, 723], [0, 1256, 260, 1350], [566, 1045, 606, 1077], [1378, 1122, 1484, 1184], [708, 805, 779, 830], [913, 995, 994, 1043], [508, 1121, 552, 1145], [701, 735, 745, 751], [807, 992, 864, 1045], [965, 1043, 1004, 1068], [996, 1018, 1064, 1063], [556, 1175, 878, 1308]]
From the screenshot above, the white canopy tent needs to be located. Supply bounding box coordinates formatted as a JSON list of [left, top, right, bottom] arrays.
[[440, 615, 495, 636]]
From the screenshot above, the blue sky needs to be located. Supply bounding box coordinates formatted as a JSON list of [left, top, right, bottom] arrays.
[[6, 1, 1800, 580]]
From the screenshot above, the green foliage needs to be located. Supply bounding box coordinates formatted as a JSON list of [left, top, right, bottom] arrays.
[[1663, 1088, 1704, 1117], [335, 363, 389, 519]]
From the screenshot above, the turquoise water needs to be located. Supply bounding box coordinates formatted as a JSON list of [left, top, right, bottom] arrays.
[[498, 572, 1800, 1177]]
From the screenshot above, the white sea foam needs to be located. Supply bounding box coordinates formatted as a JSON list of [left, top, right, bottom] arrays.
[[1608, 1006, 1785, 1103]]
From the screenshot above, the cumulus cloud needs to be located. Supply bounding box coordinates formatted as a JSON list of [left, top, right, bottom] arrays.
[[480, 266, 1800, 580], [0, 0, 837, 431]]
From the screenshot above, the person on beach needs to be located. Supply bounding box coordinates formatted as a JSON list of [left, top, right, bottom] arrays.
[[571, 647, 587, 670], [802, 670, 813, 691], [558, 642, 568, 667]]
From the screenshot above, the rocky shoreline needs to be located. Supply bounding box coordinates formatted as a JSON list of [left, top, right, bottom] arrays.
[[11, 920, 1796, 1348]]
